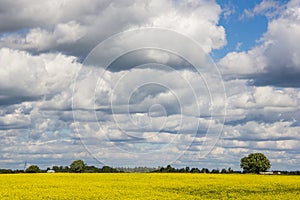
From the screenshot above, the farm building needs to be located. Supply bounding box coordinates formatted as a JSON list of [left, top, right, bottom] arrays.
[[259, 171, 281, 175]]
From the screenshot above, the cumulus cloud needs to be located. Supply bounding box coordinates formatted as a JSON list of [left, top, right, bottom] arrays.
[[71, 58, 226, 166], [0, 46, 225, 167], [0, 0, 226, 57], [205, 75, 300, 170], [0, 0, 299, 170], [219, 0, 300, 87], [0, 48, 84, 168], [0, 48, 80, 105], [1, 21, 86, 51]]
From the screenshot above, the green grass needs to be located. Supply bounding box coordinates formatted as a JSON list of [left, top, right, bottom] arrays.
[[0, 173, 299, 199]]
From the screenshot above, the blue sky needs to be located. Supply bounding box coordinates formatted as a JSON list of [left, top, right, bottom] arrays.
[[0, 0, 299, 171], [213, 0, 291, 61], [213, 0, 269, 59]]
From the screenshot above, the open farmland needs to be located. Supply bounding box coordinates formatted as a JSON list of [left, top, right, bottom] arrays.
[[0, 173, 299, 199]]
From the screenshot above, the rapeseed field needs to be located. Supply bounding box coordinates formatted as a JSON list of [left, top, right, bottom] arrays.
[[0, 173, 299, 199]]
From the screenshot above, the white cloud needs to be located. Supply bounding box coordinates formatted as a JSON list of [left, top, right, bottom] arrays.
[[253, 87, 298, 108], [225, 78, 300, 125], [0, 48, 80, 105], [0, 0, 226, 55], [1, 45, 298, 169], [220, 0, 300, 87], [0, 0, 299, 170], [221, 2, 236, 20], [219, 49, 267, 75], [241, 0, 283, 19], [0, 21, 86, 51], [70, 61, 226, 165], [149, 0, 226, 52], [0, 43, 225, 167]]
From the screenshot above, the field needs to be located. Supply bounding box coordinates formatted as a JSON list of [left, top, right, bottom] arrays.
[[0, 173, 299, 199]]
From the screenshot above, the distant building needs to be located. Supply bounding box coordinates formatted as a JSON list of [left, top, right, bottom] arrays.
[[259, 171, 281, 175], [47, 169, 55, 173]]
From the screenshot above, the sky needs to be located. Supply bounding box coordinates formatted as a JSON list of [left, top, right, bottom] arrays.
[[0, 0, 299, 171]]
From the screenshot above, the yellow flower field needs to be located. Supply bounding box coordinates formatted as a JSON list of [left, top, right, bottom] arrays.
[[0, 173, 299, 199]]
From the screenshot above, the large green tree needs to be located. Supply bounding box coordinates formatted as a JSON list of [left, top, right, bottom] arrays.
[[70, 160, 86, 173], [25, 165, 40, 173], [240, 153, 271, 173]]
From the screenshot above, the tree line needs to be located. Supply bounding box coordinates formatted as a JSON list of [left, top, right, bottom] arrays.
[[0, 153, 299, 175]]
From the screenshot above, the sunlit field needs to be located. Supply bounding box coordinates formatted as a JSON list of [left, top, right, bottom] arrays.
[[0, 173, 299, 199]]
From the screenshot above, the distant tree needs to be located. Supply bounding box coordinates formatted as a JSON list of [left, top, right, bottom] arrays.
[[63, 166, 70, 172], [0, 169, 13, 174], [185, 166, 190, 173], [158, 165, 176, 173], [162, 165, 175, 172], [70, 160, 86, 173], [240, 153, 271, 173], [211, 169, 219, 174], [101, 166, 118, 173], [190, 168, 200, 173], [58, 166, 64, 172], [221, 168, 227, 174], [25, 165, 40, 173], [200, 168, 209, 173], [85, 165, 100, 173], [178, 168, 185, 173], [166, 165, 173, 172], [52, 166, 69, 172], [52, 166, 59, 172], [227, 167, 234, 173]]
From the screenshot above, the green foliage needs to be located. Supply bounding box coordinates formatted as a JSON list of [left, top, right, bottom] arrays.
[[70, 160, 86, 173], [211, 169, 220, 174], [240, 153, 271, 173], [101, 166, 119, 173], [0, 169, 13, 174], [154, 165, 211, 173], [201, 168, 209, 173], [157, 165, 176, 173], [116, 166, 157, 173], [227, 167, 234, 173], [25, 165, 40, 173], [85, 165, 100, 173], [190, 168, 200, 173], [52, 166, 69, 172]]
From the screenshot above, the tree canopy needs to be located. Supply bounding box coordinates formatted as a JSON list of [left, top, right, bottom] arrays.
[[25, 165, 40, 173], [70, 160, 86, 173], [240, 153, 271, 173]]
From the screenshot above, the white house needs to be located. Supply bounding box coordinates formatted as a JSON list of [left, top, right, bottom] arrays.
[[259, 171, 281, 175]]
